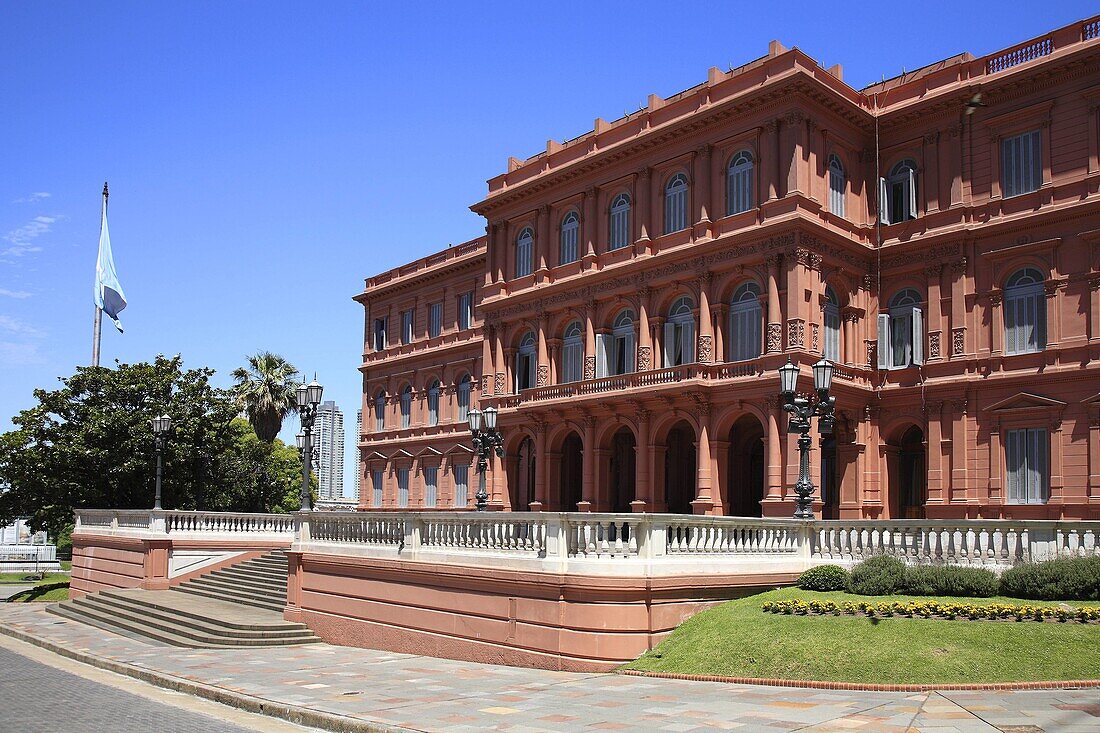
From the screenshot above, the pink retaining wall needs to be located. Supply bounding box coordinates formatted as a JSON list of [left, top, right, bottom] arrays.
[[286, 551, 796, 671]]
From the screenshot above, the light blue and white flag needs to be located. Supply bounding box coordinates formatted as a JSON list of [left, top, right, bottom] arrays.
[[94, 191, 127, 332]]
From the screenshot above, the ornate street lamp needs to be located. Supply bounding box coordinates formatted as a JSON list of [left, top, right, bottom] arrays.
[[467, 406, 504, 512], [779, 358, 836, 519], [151, 414, 173, 510], [297, 376, 323, 511]]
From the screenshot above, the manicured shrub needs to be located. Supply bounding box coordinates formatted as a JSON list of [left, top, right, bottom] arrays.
[[798, 564, 850, 592], [848, 555, 906, 596], [899, 565, 999, 598], [999, 556, 1100, 601]]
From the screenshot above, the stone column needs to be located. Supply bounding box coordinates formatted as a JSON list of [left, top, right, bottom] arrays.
[[951, 399, 968, 503], [711, 303, 727, 364], [785, 250, 805, 351], [693, 144, 713, 239], [482, 323, 496, 397], [531, 422, 547, 511], [634, 167, 652, 254], [765, 396, 783, 501], [584, 300, 597, 380], [637, 287, 653, 371], [548, 339, 561, 385], [536, 203, 550, 279], [494, 325, 506, 395], [927, 265, 943, 360], [582, 187, 598, 268], [632, 408, 651, 512], [536, 313, 550, 388], [578, 415, 596, 511], [766, 254, 782, 353], [926, 400, 944, 506], [761, 120, 779, 203], [697, 273, 714, 363], [691, 400, 714, 514]]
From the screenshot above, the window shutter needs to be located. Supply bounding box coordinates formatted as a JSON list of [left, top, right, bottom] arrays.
[[1029, 429, 1048, 504], [1035, 293, 1047, 350], [625, 332, 636, 373], [877, 314, 892, 369], [682, 321, 695, 364], [528, 352, 536, 389], [907, 168, 917, 219], [595, 334, 611, 378], [1005, 430, 1021, 503], [663, 322, 676, 367], [910, 307, 924, 366], [879, 178, 889, 225], [1004, 295, 1018, 354]]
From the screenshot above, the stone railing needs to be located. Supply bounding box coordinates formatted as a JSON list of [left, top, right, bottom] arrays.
[[74, 509, 296, 538], [294, 512, 1100, 576]]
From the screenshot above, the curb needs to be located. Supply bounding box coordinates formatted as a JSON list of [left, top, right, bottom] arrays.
[[0, 623, 413, 733], [619, 669, 1100, 692]]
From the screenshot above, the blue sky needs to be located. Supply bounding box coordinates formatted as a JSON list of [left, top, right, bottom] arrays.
[[1, 1, 1095, 498]]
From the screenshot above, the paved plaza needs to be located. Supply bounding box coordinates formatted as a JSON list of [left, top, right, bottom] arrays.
[[0, 604, 1097, 732]]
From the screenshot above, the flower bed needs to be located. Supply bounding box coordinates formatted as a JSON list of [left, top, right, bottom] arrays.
[[762, 598, 1100, 623]]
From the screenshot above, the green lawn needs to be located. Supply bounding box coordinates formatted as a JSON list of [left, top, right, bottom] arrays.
[[626, 587, 1100, 684], [6, 582, 69, 603], [0, 572, 70, 585]]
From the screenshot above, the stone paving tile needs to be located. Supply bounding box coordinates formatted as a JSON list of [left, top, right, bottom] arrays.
[[2, 604, 1098, 733]]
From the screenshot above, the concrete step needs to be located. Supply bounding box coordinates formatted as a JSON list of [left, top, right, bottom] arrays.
[[214, 565, 286, 581], [100, 589, 304, 632], [203, 569, 286, 593], [173, 585, 285, 613], [85, 593, 312, 641], [181, 576, 286, 602]]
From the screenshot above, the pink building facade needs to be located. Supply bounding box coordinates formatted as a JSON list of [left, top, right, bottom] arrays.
[[358, 17, 1100, 522]]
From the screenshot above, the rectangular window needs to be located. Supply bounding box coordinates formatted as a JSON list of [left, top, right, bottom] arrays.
[[563, 341, 583, 382], [397, 468, 409, 508], [401, 309, 414, 345], [663, 321, 694, 367], [457, 380, 471, 422], [1005, 428, 1048, 504], [423, 467, 438, 508], [375, 397, 385, 431], [373, 318, 387, 351], [515, 351, 535, 391], [729, 304, 761, 362], [428, 387, 439, 426], [824, 309, 841, 362], [1002, 130, 1042, 198], [829, 170, 846, 218], [458, 291, 473, 330], [1005, 289, 1046, 355], [453, 464, 469, 508], [877, 309, 924, 370], [609, 205, 629, 251], [428, 302, 442, 338], [371, 469, 383, 507]]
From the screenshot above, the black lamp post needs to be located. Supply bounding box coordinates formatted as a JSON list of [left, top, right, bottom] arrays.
[[296, 377, 323, 512], [779, 358, 835, 519], [467, 406, 504, 511], [151, 414, 172, 510]]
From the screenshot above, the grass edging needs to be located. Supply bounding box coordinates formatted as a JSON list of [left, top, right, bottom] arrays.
[[619, 669, 1100, 692], [0, 621, 407, 733]]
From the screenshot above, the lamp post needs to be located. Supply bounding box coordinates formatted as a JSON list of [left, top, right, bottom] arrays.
[[151, 414, 173, 510], [778, 358, 835, 519], [296, 377, 323, 512], [467, 406, 504, 511]]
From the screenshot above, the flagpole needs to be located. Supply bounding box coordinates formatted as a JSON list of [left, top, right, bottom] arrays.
[[92, 182, 108, 367]]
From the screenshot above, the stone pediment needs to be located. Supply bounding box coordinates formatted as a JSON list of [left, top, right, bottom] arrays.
[[444, 443, 475, 454], [389, 448, 414, 459], [364, 450, 387, 461], [983, 392, 1066, 413], [1083, 392, 1100, 408], [414, 446, 443, 458]]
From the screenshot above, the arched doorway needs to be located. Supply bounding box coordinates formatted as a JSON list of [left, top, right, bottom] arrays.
[[559, 432, 583, 511], [726, 416, 764, 517], [898, 426, 926, 519], [665, 421, 696, 514], [820, 437, 838, 519], [609, 428, 636, 512], [513, 437, 535, 510]]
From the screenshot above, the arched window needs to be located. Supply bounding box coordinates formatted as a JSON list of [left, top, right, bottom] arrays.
[[878, 288, 923, 369], [1005, 268, 1046, 355], [609, 193, 631, 250], [515, 226, 534, 278], [597, 311, 635, 377], [729, 283, 762, 362], [828, 155, 846, 218], [823, 286, 841, 362], [664, 296, 695, 367], [374, 390, 386, 432], [400, 385, 413, 429], [882, 159, 918, 224], [726, 150, 754, 216], [456, 374, 472, 422], [559, 212, 579, 265], [664, 173, 688, 234], [562, 320, 584, 383], [515, 331, 536, 392], [427, 380, 440, 426]]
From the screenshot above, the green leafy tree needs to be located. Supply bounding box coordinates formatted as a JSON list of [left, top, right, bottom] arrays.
[[232, 352, 300, 443], [0, 355, 306, 539]]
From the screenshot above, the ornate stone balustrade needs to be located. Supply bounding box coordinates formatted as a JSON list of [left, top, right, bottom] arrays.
[[74, 509, 296, 538]]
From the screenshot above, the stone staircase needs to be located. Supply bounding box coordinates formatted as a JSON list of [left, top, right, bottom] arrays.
[[48, 550, 319, 647]]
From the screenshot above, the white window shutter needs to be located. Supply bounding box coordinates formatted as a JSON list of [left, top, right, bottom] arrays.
[[514, 353, 522, 392], [682, 321, 695, 364], [1030, 429, 1048, 504], [879, 178, 889, 225], [663, 322, 676, 367], [1006, 430, 1021, 503], [877, 313, 892, 369], [595, 334, 611, 378], [908, 168, 917, 219], [910, 307, 924, 365], [1035, 293, 1047, 350], [625, 333, 636, 373]]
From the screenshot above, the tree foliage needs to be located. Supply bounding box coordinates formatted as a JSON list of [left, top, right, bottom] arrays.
[[232, 352, 300, 442], [0, 355, 307, 540]]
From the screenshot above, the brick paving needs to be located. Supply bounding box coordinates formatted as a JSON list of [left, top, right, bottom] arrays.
[[1, 604, 1097, 732]]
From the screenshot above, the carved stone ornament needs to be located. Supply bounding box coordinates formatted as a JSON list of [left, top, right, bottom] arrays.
[[952, 328, 965, 356], [495, 373, 506, 395], [637, 345, 652, 371], [866, 340, 876, 367], [811, 323, 820, 353], [480, 375, 491, 394], [697, 334, 713, 363], [787, 319, 805, 349], [929, 332, 941, 360], [536, 365, 549, 388], [583, 356, 596, 381], [766, 323, 783, 353]]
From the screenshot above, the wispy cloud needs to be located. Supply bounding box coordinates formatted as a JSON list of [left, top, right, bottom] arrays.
[[2, 214, 57, 256], [11, 192, 51, 204], [0, 315, 47, 367], [0, 315, 45, 338], [0, 288, 31, 299]]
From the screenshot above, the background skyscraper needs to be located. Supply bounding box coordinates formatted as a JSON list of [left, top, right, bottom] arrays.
[[312, 400, 345, 501]]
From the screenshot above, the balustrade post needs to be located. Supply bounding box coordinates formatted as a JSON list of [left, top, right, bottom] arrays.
[[296, 511, 312, 543], [150, 509, 166, 534], [408, 515, 422, 555], [797, 521, 814, 562]]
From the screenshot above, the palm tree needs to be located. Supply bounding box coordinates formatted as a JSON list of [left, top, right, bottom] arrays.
[[232, 352, 300, 443]]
